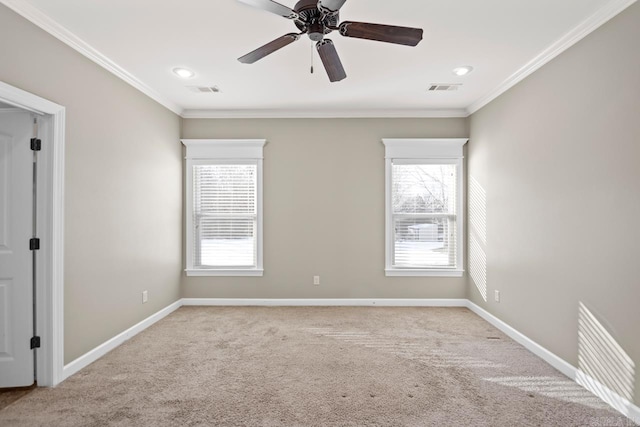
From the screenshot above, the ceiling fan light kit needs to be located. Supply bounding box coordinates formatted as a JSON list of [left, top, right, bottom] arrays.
[[237, 0, 423, 82]]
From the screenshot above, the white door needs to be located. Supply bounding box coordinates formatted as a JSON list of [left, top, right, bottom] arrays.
[[0, 110, 35, 387]]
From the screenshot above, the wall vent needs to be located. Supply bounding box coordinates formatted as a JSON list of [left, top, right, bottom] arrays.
[[187, 86, 221, 93], [428, 84, 462, 91]]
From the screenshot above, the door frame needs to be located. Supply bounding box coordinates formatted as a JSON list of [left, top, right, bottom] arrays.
[[0, 80, 65, 387]]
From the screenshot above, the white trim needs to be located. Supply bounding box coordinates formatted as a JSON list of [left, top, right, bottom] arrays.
[[2, 0, 634, 120], [466, 300, 640, 423], [256, 157, 264, 278], [382, 138, 468, 159], [180, 109, 470, 119], [49, 106, 66, 387], [185, 269, 264, 277], [61, 300, 182, 381], [181, 139, 266, 159], [0, 80, 65, 387], [0, 0, 182, 116], [467, 0, 637, 114], [51, 296, 640, 423], [383, 138, 468, 276], [465, 301, 576, 378], [181, 298, 469, 307], [58, 298, 465, 381], [576, 370, 640, 421], [385, 269, 464, 277], [0, 81, 63, 114], [182, 140, 265, 275], [385, 157, 392, 272]]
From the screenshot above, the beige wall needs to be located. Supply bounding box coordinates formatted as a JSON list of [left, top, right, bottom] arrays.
[[468, 3, 640, 406], [0, 5, 183, 363], [5, 0, 636, 405], [182, 118, 469, 299]]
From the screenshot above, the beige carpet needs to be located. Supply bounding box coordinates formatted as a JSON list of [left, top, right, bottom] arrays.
[[0, 307, 634, 426], [0, 385, 36, 412]]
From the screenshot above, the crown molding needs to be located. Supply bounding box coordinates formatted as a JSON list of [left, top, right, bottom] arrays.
[[3, 0, 634, 120], [180, 108, 470, 119], [0, 0, 183, 116], [466, 0, 637, 115]]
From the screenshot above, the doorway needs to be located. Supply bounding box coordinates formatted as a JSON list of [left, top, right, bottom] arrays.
[[0, 81, 65, 387]]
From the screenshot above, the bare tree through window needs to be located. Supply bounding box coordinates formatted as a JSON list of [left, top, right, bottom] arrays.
[[392, 164, 457, 267]]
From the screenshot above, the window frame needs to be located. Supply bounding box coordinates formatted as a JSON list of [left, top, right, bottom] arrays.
[[182, 139, 265, 277], [382, 138, 468, 277]]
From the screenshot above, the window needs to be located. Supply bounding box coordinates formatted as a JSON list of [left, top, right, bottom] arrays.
[[382, 139, 467, 277], [182, 139, 265, 276]]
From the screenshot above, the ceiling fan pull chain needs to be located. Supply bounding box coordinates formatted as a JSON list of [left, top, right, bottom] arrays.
[[310, 42, 314, 74]]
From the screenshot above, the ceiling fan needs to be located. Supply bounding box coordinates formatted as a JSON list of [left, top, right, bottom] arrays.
[[237, 0, 424, 82]]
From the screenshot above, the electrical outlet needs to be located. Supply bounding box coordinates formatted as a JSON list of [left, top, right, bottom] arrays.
[[142, 290, 148, 304], [313, 276, 320, 286], [494, 290, 500, 303]]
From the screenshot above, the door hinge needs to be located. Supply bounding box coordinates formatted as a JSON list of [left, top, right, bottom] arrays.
[[29, 238, 40, 250], [30, 138, 42, 151], [30, 336, 41, 349]]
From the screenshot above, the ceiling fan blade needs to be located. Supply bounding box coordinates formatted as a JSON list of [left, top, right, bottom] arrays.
[[238, 33, 301, 64], [339, 21, 423, 46], [237, 0, 299, 20], [317, 0, 347, 14], [316, 39, 346, 82]]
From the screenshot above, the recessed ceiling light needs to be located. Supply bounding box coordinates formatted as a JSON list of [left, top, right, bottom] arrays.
[[452, 66, 474, 76], [173, 67, 195, 79]]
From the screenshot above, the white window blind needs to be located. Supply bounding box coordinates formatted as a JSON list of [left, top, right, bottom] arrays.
[[392, 163, 457, 268], [193, 163, 257, 268], [182, 139, 265, 277], [383, 138, 467, 277]]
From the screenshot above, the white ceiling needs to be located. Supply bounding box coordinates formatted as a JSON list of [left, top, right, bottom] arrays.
[[2, 0, 633, 117]]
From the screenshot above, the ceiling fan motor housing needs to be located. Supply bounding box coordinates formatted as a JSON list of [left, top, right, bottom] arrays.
[[294, 0, 339, 39]]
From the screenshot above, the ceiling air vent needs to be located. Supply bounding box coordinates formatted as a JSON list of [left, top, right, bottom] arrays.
[[187, 86, 221, 93], [428, 84, 462, 91]]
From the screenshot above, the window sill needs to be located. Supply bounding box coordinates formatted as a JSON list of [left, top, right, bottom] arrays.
[[185, 269, 264, 277], [385, 268, 464, 277]]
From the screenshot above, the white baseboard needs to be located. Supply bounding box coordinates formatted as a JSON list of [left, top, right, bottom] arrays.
[[57, 296, 640, 424], [60, 298, 466, 382], [576, 362, 640, 422], [465, 301, 576, 378], [61, 300, 182, 381], [466, 300, 640, 423], [181, 298, 468, 307]]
